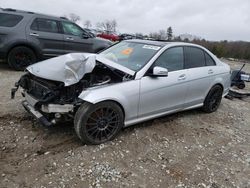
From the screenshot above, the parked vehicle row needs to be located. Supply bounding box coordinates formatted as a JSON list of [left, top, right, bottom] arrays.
[[0, 8, 112, 70], [97, 32, 145, 42], [97, 30, 120, 42]]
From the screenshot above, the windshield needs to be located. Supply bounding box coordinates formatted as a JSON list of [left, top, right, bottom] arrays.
[[100, 41, 161, 71]]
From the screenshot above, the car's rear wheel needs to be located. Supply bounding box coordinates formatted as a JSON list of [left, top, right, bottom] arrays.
[[202, 85, 223, 113], [8, 46, 36, 71], [237, 83, 245, 89], [74, 101, 124, 145]]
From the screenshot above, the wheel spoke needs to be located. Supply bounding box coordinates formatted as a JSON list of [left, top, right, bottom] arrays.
[[108, 120, 119, 124], [106, 126, 113, 133], [101, 108, 104, 117], [87, 125, 99, 132], [103, 129, 109, 139], [107, 111, 115, 120], [93, 110, 100, 118], [108, 124, 117, 129], [89, 116, 98, 122], [110, 115, 119, 121], [89, 128, 99, 136], [104, 108, 111, 117], [95, 130, 100, 140], [86, 122, 98, 126], [100, 131, 103, 140]]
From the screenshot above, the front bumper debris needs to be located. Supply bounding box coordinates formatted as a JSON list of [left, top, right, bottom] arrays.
[[22, 101, 52, 127], [41, 104, 74, 113], [11, 82, 19, 99]]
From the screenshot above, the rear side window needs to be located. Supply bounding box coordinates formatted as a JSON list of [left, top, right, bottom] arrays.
[[184, 47, 206, 69], [154, 47, 184, 72], [0, 13, 23, 27], [31, 18, 59, 33], [205, 52, 216, 66]]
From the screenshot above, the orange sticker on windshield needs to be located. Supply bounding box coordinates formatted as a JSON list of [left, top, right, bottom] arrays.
[[121, 48, 133, 55]]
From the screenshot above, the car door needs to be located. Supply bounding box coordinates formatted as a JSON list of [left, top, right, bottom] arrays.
[[61, 21, 94, 53], [183, 46, 214, 107], [26, 17, 65, 57], [139, 47, 188, 117]]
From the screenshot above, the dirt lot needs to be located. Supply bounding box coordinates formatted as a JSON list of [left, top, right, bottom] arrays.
[[0, 60, 250, 188]]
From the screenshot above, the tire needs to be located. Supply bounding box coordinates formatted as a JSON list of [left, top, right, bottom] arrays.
[[202, 85, 223, 113], [237, 83, 245, 89], [8, 46, 36, 71], [74, 101, 124, 145]]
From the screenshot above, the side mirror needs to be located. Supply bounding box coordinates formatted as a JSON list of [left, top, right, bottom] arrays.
[[82, 33, 90, 39], [152, 66, 168, 77]]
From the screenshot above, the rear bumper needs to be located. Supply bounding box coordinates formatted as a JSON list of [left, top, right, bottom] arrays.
[[22, 101, 52, 126]]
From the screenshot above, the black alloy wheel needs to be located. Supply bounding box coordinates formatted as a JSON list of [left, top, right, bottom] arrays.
[[8, 46, 36, 71], [74, 102, 124, 145], [202, 85, 223, 113]]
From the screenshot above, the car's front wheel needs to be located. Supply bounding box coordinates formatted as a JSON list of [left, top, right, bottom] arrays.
[[202, 85, 223, 113], [74, 101, 124, 145]]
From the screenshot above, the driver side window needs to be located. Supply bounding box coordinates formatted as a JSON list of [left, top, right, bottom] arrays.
[[61, 21, 83, 36], [154, 47, 184, 72]]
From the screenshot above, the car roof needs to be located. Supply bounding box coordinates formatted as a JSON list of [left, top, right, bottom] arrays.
[[126, 39, 170, 47], [0, 8, 68, 21], [127, 39, 203, 48]]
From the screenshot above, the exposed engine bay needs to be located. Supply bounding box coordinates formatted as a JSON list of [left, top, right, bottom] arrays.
[[18, 62, 132, 104], [11, 53, 134, 125]]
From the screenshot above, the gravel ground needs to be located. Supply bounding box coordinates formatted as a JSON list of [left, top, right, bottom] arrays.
[[0, 60, 250, 188]]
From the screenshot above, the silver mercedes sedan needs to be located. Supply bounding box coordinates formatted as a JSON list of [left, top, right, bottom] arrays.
[[12, 40, 231, 144]]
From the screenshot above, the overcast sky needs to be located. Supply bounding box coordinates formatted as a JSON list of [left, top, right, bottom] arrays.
[[1, 0, 250, 41]]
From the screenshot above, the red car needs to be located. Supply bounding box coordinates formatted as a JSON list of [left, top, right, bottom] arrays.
[[97, 31, 120, 42]]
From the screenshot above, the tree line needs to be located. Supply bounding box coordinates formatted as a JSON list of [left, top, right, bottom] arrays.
[[148, 29, 250, 61], [149, 28, 250, 60], [183, 39, 250, 60]]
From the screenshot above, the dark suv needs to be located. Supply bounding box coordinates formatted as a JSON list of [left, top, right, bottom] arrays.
[[0, 8, 112, 70]]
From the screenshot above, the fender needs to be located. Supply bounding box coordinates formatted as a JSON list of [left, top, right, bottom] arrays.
[[207, 73, 230, 98], [78, 80, 140, 122]]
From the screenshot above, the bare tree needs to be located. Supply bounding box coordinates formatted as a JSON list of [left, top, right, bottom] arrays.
[[96, 19, 118, 32], [149, 30, 167, 40], [68, 13, 81, 23], [158, 30, 167, 40], [111, 20, 117, 32], [84, 20, 92, 29], [149, 32, 160, 40]]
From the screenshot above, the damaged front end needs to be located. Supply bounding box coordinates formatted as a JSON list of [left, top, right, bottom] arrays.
[[12, 53, 134, 126]]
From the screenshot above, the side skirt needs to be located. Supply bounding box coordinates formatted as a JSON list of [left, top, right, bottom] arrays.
[[124, 103, 203, 127]]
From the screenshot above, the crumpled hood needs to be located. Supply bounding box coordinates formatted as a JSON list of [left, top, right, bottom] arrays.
[[26, 53, 135, 86]]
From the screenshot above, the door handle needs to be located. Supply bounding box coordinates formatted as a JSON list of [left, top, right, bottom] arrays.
[[178, 74, 186, 81], [66, 37, 74, 41], [208, 69, 214, 74], [30, 33, 39, 37]]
